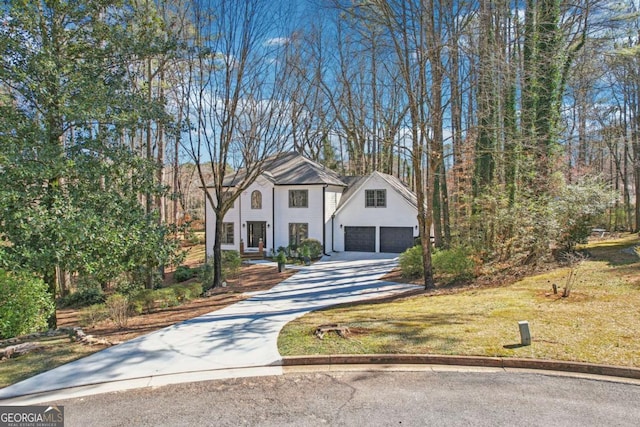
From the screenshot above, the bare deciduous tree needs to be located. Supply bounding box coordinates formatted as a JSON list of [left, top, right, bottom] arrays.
[[180, 0, 294, 288]]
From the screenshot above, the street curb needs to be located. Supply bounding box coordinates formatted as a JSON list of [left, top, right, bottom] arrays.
[[282, 354, 640, 380]]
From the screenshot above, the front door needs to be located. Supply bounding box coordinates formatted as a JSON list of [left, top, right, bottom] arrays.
[[247, 221, 267, 248]]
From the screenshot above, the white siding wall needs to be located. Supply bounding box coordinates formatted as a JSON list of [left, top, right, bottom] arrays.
[[324, 186, 343, 253], [333, 174, 418, 252], [205, 176, 275, 258], [237, 177, 274, 249], [273, 185, 325, 251]]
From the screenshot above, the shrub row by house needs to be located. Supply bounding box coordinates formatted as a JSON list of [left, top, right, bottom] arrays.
[[275, 239, 323, 262]]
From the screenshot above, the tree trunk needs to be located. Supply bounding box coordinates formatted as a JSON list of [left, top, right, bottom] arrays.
[[432, 171, 443, 248], [212, 211, 224, 288], [145, 57, 154, 289], [44, 268, 57, 329]]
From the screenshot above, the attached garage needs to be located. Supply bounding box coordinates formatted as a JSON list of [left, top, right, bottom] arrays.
[[344, 226, 376, 252], [380, 227, 415, 253]]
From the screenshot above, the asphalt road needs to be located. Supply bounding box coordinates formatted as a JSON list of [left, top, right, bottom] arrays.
[[51, 369, 640, 426]]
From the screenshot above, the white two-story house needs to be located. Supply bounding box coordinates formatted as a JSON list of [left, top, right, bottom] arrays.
[[204, 152, 422, 258]]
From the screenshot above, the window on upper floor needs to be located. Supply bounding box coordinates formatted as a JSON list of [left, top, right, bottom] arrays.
[[221, 190, 234, 208], [289, 189, 308, 208], [365, 189, 386, 208], [251, 190, 262, 209]]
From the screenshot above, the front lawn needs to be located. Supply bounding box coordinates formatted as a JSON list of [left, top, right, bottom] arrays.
[[278, 234, 640, 367]]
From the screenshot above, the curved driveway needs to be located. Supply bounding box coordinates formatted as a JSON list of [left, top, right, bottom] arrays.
[[0, 253, 419, 403]]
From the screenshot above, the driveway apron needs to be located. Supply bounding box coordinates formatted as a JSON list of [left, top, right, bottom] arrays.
[[0, 253, 420, 401]]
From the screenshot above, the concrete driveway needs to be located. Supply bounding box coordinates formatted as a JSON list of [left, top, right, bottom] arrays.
[[0, 252, 420, 403]]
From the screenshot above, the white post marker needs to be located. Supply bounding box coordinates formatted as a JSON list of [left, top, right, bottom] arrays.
[[518, 321, 531, 346]]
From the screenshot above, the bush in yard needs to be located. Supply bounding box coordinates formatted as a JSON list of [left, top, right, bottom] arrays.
[[185, 282, 203, 298], [173, 265, 194, 283], [168, 282, 199, 302], [106, 294, 129, 328], [79, 304, 109, 327], [170, 282, 203, 302], [198, 258, 215, 290], [299, 239, 323, 259], [399, 245, 476, 282], [129, 289, 156, 314], [551, 177, 616, 252], [58, 287, 105, 308], [168, 284, 189, 302], [432, 247, 475, 281], [0, 269, 55, 339], [155, 288, 179, 308], [222, 250, 241, 279], [399, 245, 423, 279], [114, 278, 144, 297]]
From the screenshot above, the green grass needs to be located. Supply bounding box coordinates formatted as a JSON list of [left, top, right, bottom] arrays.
[[0, 336, 99, 388], [2, 235, 638, 389], [278, 234, 640, 367]]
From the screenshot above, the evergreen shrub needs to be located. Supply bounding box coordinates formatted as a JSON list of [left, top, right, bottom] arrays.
[[0, 270, 55, 339], [174, 265, 194, 283], [299, 239, 323, 259]]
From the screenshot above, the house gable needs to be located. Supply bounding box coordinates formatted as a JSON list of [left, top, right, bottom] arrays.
[[332, 172, 419, 253], [335, 171, 417, 216]]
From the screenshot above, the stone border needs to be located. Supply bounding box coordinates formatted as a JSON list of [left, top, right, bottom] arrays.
[[282, 354, 640, 380]]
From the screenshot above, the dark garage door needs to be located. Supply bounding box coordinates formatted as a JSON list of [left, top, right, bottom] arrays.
[[380, 227, 415, 253], [344, 226, 376, 252]]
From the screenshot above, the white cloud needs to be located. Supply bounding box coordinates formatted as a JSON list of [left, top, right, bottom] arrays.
[[264, 37, 290, 47]]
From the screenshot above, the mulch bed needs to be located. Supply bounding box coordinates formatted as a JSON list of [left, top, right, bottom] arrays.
[[57, 264, 296, 344]]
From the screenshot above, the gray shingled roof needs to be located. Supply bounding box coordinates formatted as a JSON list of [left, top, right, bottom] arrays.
[[221, 152, 347, 187], [216, 153, 420, 210]]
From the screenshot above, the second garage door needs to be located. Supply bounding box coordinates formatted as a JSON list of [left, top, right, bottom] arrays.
[[380, 227, 415, 253], [344, 226, 376, 252]]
